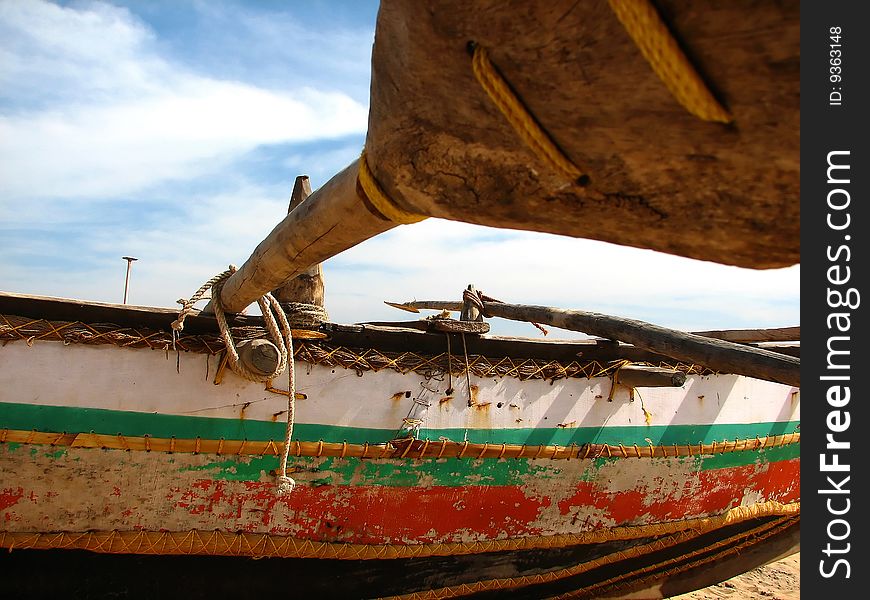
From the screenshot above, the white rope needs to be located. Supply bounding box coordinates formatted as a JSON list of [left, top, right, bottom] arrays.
[[276, 346, 296, 495], [278, 301, 329, 328], [173, 266, 296, 494]]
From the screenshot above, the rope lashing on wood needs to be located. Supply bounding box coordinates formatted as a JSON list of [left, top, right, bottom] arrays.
[[0, 314, 717, 381], [172, 266, 297, 494], [607, 0, 732, 123], [608, 359, 633, 402], [276, 301, 328, 329], [462, 287, 548, 336], [469, 43, 588, 185], [172, 266, 291, 383], [358, 149, 427, 224]]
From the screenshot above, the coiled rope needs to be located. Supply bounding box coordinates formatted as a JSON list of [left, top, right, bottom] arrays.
[[172, 266, 297, 494], [278, 301, 329, 329]]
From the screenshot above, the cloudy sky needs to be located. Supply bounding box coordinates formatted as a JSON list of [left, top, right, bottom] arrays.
[[0, 0, 799, 338]]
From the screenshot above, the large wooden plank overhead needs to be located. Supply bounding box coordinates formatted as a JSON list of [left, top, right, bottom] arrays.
[[365, 0, 799, 268], [218, 0, 799, 312]]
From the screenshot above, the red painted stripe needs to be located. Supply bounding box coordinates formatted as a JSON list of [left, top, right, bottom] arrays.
[[3, 460, 799, 545], [159, 459, 800, 544]]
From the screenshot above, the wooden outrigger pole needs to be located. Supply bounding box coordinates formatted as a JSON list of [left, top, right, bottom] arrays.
[[215, 160, 400, 313], [385, 299, 800, 387]]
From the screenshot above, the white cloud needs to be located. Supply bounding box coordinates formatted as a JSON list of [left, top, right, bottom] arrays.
[[323, 220, 800, 336], [0, 1, 368, 202]]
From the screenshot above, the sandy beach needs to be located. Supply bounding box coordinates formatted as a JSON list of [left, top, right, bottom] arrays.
[[671, 553, 800, 600]]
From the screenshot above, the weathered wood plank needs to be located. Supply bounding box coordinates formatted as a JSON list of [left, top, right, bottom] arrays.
[[385, 300, 800, 344], [616, 365, 687, 388], [366, 0, 799, 268], [482, 302, 800, 387], [691, 326, 800, 343], [385, 299, 799, 386], [271, 176, 326, 308]]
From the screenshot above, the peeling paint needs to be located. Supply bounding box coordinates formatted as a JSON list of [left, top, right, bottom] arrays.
[[0, 444, 799, 544], [0, 486, 24, 510]]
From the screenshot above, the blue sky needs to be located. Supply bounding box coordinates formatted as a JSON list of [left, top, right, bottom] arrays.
[[0, 0, 799, 338]]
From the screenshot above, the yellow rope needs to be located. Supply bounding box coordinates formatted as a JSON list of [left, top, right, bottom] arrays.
[[0, 502, 799, 560], [358, 150, 427, 224], [608, 0, 732, 123], [0, 428, 800, 460], [470, 43, 586, 183]]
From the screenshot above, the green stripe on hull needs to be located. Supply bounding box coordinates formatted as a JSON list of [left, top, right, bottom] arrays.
[[0, 401, 800, 447], [0, 439, 801, 486]]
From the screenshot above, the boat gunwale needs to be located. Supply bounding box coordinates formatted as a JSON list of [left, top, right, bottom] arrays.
[[0, 291, 799, 366]]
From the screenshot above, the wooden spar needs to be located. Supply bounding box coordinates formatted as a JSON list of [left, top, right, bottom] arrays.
[[386, 301, 800, 344], [364, 0, 799, 269], [236, 339, 280, 376], [385, 299, 799, 387], [214, 161, 399, 313], [615, 366, 687, 388], [690, 326, 799, 343], [271, 176, 325, 308]]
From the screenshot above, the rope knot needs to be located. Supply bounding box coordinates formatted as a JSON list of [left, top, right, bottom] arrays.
[[461, 288, 548, 335], [174, 267, 299, 495], [276, 475, 296, 496]]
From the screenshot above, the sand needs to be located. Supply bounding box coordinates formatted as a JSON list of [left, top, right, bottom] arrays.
[[670, 553, 800, 600]]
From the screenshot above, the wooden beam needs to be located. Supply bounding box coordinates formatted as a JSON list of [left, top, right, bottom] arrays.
[[615, 365, 687, 388], [215, 160, 399, 313], [385, 299, 799, 387], [237, 339, 281, 376], [486, 302, 799, 387], [365, 0, 799, 269], [191, 2, 797, 313], [271, 176, 326, 308], [690, 326, 799, 343]]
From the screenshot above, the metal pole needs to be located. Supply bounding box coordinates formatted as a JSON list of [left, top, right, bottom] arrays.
[[122, 256, 138, 304]]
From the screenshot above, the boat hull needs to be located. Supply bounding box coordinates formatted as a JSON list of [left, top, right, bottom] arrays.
[[0, 516, 798, 599], [0, 297, 800, 597]]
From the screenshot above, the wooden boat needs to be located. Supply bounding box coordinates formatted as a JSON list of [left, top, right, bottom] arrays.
[[0, 1, 799, 598], [0, 288, 799, 599]]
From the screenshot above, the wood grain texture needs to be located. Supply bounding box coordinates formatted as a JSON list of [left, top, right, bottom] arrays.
[[365, 0, 799, 268], [272, 176, 326, 308], [475, 301, 800, 386], [217, 161, 396, 313]]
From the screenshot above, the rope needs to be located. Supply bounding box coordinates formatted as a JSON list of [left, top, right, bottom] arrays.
[[2, 427, 801, 460], [358, 149, 427, 224], [462, 287, 549, 336], [277, 301, 328, 329], [173, 267, 296, 494], [470, 43, 587, 184], [461, 333, 474, 407], [276, 335, 296, 495], [462, 287, 486, 317], [608, 0, 732, 123]]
